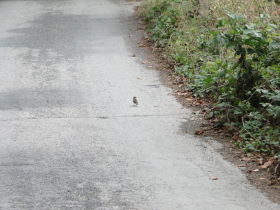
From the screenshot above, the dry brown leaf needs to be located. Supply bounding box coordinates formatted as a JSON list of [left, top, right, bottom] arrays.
[[177, 92, 188, 96], [210, 176, 218, 180], [268, 180, 276, 186], [241, 157, 252, 162], [232, 134, 240, 141], [195, 130, 204, 135], [261, 160, 274, 169], [138, 44, 146, 48]]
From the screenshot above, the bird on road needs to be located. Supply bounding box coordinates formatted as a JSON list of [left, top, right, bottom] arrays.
[[133, 96, 138, 106]]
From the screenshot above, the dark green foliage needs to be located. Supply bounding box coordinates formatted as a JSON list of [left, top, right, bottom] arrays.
[[142, 0, 280, 157], [203, 15, 280, 157], [144, 0, 185, 46]]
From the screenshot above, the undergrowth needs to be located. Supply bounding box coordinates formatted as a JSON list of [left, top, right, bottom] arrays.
[[139, 0, 280, 159]]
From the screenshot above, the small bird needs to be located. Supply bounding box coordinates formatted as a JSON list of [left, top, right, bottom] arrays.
[[133, 96, 138, 106]]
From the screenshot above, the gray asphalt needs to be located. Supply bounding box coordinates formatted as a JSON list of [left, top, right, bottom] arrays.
[[0, 0, 279, 209]]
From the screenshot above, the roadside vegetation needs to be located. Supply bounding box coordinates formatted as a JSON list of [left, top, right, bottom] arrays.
[[139, 0, 280, 169]]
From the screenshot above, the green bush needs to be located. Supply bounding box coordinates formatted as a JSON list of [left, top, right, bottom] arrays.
[[140, 0, 280, 157]]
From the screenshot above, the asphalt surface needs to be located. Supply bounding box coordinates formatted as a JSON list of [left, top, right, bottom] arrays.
[[0, 0, 279, 209]]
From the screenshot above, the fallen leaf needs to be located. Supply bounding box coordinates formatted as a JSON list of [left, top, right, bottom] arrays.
[[261, 160, 274, 169], [252, 169, 259, 172], [177, 92, 188, 96], [241, 157, 252, 162], [210, 176, 218, 180], [195, 130, 204, 135], [258, 159, 264, 165], [268, 180, 276, 186], [232, 134, 240, 141], [138, 44, 146, 47]]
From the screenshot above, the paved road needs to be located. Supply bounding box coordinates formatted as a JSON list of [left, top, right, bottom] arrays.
[[0, 0, 279, 209]]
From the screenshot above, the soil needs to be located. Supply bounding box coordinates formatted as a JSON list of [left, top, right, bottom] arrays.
[[125, 4, 280, 204]]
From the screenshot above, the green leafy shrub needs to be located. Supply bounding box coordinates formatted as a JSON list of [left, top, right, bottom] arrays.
[[140, 0, 280, 158]]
